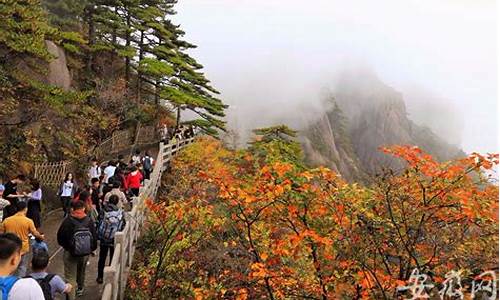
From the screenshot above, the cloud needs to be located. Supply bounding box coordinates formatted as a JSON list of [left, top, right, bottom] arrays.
[[173, 0, 497, 153]]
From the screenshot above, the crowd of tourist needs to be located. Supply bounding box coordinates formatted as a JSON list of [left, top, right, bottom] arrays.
[[159, 124, 196, 145], [0, 124, 195, 299], [0, 149, 153, 299]]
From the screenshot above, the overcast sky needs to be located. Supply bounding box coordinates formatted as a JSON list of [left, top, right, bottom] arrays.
[[173, 0, 497, 154]]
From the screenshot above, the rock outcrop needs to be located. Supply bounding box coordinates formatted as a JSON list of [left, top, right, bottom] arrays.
[[45, 40, 71, 90], [301, 70, 464, 181]]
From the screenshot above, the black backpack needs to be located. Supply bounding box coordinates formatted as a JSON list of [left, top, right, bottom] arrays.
[[70, 217, 93, 256], [143, 156, 152, 170], [25, 274, 55, 300]]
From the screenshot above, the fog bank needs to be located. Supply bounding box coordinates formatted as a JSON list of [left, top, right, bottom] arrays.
[[173, 0, 497, 153]]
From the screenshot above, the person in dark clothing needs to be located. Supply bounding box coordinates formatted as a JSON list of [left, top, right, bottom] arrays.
[[3, 175, 27, 220], [90, 178, 101, 213], [116, 155, 126, 170], [96, 195, 125, 284], [187, 125, 195, 138], [57, 201, 97, 299], [142, 152, 153, 180], [108, 168, 126, 191]]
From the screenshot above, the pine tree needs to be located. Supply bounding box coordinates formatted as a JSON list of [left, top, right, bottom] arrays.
[[250, 125, 303, 165], [0, 0, 90, 169], [328, 101, 355, 155], [0, 0, 227, 178]]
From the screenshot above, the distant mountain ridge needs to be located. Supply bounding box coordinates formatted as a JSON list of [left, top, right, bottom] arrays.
[[300, 70, 464, 182]]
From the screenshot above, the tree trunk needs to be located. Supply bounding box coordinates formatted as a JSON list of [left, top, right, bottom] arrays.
[[136, 30, 144, 101], [85, 4, 95, 73], [154, 80, 159, 118], [112, 7, 117, 45], [175, 106, 181, 130], [125, 10, 131, 90]]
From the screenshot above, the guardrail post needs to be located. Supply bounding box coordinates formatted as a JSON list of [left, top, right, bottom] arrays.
[[103, 245, 119, 300], [100, 135, 198, 300], [114, 232, 125, 300]]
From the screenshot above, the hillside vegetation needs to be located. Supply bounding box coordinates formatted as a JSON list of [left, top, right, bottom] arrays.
[[0, 0, 226, 175], [129, 127, 498, 299]]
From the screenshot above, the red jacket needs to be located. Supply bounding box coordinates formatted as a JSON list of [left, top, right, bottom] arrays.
[[126, 171, 143, 189]]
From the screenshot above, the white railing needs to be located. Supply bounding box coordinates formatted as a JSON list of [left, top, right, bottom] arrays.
[[101, 137, 195, 300]]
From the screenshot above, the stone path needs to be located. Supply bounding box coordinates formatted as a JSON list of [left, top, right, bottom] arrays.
[[42, 209, 101, 300], [39, 146, 160, 300]]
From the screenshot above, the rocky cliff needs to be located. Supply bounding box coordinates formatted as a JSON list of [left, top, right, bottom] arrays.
[[45, 40, 71, 90], [301, 70, 464, 182]]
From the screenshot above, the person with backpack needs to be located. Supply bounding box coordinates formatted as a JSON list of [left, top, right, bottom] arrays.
[[142, 152, 154, 180], [125, 166, 143, 197], [28, 251, 72, 300], [56, 201, 97, 299], [0, 233, 44, 299], [96, 195, 125, 284], [0, 201, 44, 277], [103, 181, 127, 210], [57, 173, 77, 218]]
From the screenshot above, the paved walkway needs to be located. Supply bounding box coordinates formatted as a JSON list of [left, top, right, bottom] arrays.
[[39, 146, 160, 300], [42, 209, 101, 300]]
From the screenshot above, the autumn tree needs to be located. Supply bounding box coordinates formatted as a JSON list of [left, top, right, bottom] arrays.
[[129, 135, 498, 300], [351, 146, 499, 299]]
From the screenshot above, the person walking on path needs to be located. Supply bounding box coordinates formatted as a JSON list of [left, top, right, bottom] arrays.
[[0, 233, 44, 299], [103, 181, 127, 209], [57, 200, 97, 299], [2, 175, 27, 221], [87, 158, 101, 184], [0, 201, 45, 277], [126, 166, 143, 197], [103, 161, 117, 184], [26, 180, 42, 229], [109, 168, 127, 191], [58, 173, 77, 217], [116, 154, 127, 170], [96, 195, 125, 284], [131, 150, 142, 166], [0, 185, 11, 222], [75, 189, 97, 223], [90, 178, 102, 214], [142, 152, 154, 180], [29, 251, 73, 299], [160, 124, 170, 143]]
